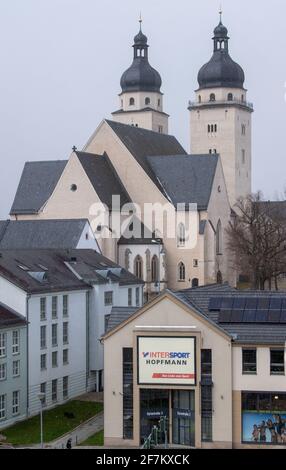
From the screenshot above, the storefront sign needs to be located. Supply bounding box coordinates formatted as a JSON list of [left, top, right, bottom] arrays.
[[137, 336, 196, 385]]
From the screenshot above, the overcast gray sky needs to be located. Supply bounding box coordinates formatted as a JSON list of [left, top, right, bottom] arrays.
[[0, 0, 286, 218]]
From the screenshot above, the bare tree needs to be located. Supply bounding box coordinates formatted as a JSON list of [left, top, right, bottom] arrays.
[[226, 192, 286, 290]]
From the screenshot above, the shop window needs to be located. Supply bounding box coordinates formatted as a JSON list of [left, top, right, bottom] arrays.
[[123, 348, 133, 440], [242, 392, 286, 444], [270, 350, 285, 375], [242, 349, 257, 374]]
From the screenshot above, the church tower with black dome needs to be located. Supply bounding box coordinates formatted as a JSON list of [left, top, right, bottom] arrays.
[[112, 20, 169, 134], [189, 13, 253, 206]]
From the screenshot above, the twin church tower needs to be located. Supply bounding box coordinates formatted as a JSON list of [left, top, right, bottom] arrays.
[[112, 15, 253, 207]]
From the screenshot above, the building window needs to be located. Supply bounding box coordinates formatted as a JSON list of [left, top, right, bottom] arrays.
[[242, 124, 246, 135], [242, 149, 246, 164], [63, 295, 68, 317], [0, 332, 6, 358], [201, 349, 213, 442], [178, 262, 185, 281], [216, 220, 223, 255], [209, 93, 216, 102], [63, 349, 69, 365], [158, 99, 161, 107], [63, 376, 69, 399], [177, 223, 186, 247], [0, 395, 6, 420], [134, 256, 143, 280], [145, 97, 150, 105], [63, 322, 69, 345], [151, 255, 159, 283], [40, 383, 46, 405], [129, 97, 135, 106], [192, 278, 199, 288], [123, 348, 133, 439], [201, 350, 212, 377], [136, 287, 140, 307], [40, 354, 47, 371], [52, 379, 57, 402], [242, 349, 257, 374], [12, 330, 20, 355], [227, 93, 233, 101], [40, 326, 46, 349], [0, 363, 6, 381], [242, 392, 286, 444], [193, 259, 198, 268], [198, 95, 202, 103], [12, 391, 19, 415], [52, 324, 58, 347], [13, 360, 20, 377], [128, 288, 132, 306], [208, 124, 217, 133], [40, 297, 46, 321], [158, 125, 163, 133], [52, 296, 58, 319], [52, 351, 58, 368], [270, 350, 285, 375], [104, 291, 113, 306]]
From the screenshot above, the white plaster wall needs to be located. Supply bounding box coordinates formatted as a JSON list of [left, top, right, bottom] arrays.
[[0, 277, 27, 316], [27, 290, 88, 415], [232, 346, 286, 392]]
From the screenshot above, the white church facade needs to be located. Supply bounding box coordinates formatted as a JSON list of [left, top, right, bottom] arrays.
[[10, 15, 253, 297]]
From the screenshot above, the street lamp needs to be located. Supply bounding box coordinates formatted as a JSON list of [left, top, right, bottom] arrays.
[[37, 392, 45, 449]]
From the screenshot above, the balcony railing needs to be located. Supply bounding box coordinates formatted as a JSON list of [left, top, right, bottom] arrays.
[[188, 98, 254, 110]]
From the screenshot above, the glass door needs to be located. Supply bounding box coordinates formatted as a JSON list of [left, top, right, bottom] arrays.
[[172, 390, 195, 447]]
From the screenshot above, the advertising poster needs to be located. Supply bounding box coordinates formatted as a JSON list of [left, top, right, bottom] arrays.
[[137, 336, 196, 385], [242, 412, 286, 444]]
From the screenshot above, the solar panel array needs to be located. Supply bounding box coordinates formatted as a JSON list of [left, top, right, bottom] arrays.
[[209, 297, 286, 324]]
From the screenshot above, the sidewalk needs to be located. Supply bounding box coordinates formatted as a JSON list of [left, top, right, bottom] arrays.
[[46, 411, 104, 449]]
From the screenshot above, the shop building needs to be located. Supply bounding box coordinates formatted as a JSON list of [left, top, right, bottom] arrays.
[[103, 284, 286, 448]]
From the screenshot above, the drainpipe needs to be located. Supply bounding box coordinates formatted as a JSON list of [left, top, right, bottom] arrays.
[[26, 294, 31, 416]]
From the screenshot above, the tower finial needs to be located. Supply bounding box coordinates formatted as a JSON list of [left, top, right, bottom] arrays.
[[139, 12, 142, 30], [219, 4, 223, 23]]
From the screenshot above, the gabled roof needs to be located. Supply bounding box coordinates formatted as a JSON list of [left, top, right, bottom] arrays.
[[106, 306, 138, 332], [0, 219, 90, 250], [10, 160, 67, 215], [147, 154, 219, 210], [0, 302, 27, 329], [76, 151, 131, 209], [105, 120, 187, 192]]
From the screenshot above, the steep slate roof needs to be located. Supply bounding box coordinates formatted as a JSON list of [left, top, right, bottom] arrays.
[[105, 120, 187, 192], [0, 249, 142, 295], [10, 161, 67, 215], [118, 216, 162, 245], [147, 154, 219, 210], [0, 302, 27, 329], [76, 151, 131, 209], [0, 219, 89, 250]]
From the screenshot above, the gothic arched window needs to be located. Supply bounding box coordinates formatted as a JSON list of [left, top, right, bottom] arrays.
[[151, 255, 158, 283], [210, 93, 216, 102], [134, 255, 143, 280], [145, 97, 150, 105], [227, 93, 233, 101], [129, 97, 135, 106], [177, 223, 186, 247], [216, 220, 223, 255], [178, 262, 185, 281], [192, 278, 199, 288]]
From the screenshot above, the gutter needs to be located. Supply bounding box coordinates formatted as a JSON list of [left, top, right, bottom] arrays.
[[26, 294, 31, 417]]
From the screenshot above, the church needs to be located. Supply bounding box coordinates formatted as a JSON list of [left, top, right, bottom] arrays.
[[10, 14, 253, 298]]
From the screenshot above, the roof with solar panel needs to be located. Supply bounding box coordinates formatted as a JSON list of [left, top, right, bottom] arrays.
[[173, 284, 286, 345]]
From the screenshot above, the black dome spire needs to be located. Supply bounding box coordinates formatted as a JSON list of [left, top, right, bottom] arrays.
[[197, 15, 245, 90], [120, 22, 162, 94]]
